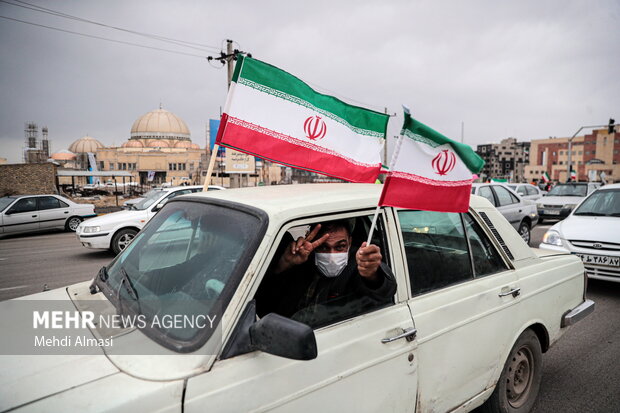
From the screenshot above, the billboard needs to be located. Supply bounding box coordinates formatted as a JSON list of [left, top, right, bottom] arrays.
[[225, 149, 255, 174]]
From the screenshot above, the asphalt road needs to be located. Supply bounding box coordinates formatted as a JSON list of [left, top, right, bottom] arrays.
[[0, 224, 619, 412]]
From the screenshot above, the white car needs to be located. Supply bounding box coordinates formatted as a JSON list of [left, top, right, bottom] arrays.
[[540, 183, 620, 283], [536, 182, 601, 223], [76, 185, 222, 254], [507, 183, 547, 201], [0, 194, 96, 236], [471, 183, 539, 244], [0, 184, 593, 413]]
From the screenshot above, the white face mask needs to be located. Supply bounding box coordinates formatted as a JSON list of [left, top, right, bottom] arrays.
[[315, 252, 349, 278]]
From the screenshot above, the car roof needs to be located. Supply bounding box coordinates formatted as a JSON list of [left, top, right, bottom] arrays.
[[184, 183, 490, 220], [596, 183, 620, 190]]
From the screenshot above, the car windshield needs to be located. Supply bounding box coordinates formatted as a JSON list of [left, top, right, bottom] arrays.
[[0, 197, 16, 212], [101, 200, 265, 349], [132, 190, 164, 210], [547, 184, 587, 197], [574, 189, 620, 217], [507, 185, 517, 190]]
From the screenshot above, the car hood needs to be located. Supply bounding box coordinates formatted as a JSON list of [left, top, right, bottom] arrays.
[[556, 215, 620, 243], [0, 288, 119, 412], [537, 196, 584, 206], [83, 209, 148, 227]]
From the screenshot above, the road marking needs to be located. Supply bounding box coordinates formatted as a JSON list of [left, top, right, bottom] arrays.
[[0, 285, 28, 292], [0, 258, 6, 261]]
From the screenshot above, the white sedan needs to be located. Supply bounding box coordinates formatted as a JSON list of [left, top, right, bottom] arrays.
[[76, 185, 222, 254], [540, 183, 620, 283], [0, 194, 96, 236], [506, 183, 546, 201]]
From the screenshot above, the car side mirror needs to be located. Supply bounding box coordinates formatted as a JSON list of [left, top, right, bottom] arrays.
[[152, 202, 165, 212], [250, 313, 317, 360], [220, 301, 317, 361]]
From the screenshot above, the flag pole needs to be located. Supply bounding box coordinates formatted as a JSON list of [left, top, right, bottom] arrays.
[[366, 134, 405, 245], [202, 144, 220, 191]]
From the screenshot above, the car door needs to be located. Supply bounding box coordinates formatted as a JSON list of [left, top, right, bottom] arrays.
[[37, 196, 71, 230], [2, 197, 39, 234], [492, 185, 522, 230], [184, 210, 418, 412], [397, 209, 518, 412]]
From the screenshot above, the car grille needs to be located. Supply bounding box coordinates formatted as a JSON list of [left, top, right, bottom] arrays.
[[542, 205, 561, 209], [569, 240, 620, 252], [584, 264, 620, 279]]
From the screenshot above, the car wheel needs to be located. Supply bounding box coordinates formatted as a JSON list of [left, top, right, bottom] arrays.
[[538, 218, 544, 225], [481, 329, 543, 413], [518, 221, 530, 245], [65, 216, 82, 232], [111, 228, 137, 255]]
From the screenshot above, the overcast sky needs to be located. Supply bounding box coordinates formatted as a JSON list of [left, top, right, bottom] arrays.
[[1, 0, 618, 163]]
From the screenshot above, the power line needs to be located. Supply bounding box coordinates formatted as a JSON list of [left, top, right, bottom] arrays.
[[1, 0, 222, 53], [0, 15, 208, 58]]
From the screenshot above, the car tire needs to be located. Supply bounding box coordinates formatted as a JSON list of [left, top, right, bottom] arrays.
[[481, 329, 543, 413], [65, 216, 82, 232], [538, 218, 544, 225], [111, 228, 137, 255], [518, 221, 530, 245]]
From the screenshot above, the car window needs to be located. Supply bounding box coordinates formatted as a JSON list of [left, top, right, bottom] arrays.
[[462, 214, 508, 276], [7, 198, 37, 214], [574, 189, 620, 216], [167, 189, 193, 200], [516, 186, 527, 196], [37, 196, 61, 210], [398, 210, 473, 296], [493, 186, 518, 206], [0, 197, 17, 212], [525, 186, 538, 196], [547, 184, 587, 197], [478, 186, 495, 206], [255, 214, 394, 329]]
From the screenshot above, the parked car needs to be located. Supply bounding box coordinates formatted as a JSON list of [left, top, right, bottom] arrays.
[[506, 183, 547, 201], [536, 182, 601, 223], [0, 184, 593, 412], [0, 194, 96, 236], [123, 185, 226, 209], [540, 182, 620, 282], [471, 183, 539, 244], [76, 185, 223, 254]]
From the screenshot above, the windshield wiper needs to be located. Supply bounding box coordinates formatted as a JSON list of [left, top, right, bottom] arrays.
[[573, 212, 606, 216], [119, 266, 139, 301], [89, 266, 109, 294]]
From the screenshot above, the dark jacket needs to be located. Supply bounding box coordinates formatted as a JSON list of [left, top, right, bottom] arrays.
[[256, 248, 397, 328]]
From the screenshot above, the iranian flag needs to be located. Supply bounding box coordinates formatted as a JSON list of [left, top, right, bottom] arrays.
[[215, 56, 389, 183], [541, 171, 550, 183], [378, 108, 484, 213]]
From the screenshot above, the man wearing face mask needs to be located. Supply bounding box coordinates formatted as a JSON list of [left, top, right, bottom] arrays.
[[255, 220, 397, 327]]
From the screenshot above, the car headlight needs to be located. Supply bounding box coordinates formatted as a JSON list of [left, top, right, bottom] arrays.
[[562, 204, 576, 209], [542, 230, 563, 246], [82, 226, 101, 233]]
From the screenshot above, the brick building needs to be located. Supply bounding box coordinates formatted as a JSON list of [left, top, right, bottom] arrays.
[[525, 127, 620, 183]]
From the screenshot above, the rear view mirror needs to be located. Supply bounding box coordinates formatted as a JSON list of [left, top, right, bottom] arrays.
[[250, 313, 317, 360], [152, 202, 165, 212]]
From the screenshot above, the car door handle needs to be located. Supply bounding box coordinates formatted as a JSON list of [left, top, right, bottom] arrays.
[[499, 288, 521, 298], [31, 215, 37, 218], [381, 327, 417, 343], [64, 211, 69, 214]]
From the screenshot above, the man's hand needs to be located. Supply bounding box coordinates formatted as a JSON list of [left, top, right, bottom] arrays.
[[356, 242, 382, 282], [274, 224, 330, 274]]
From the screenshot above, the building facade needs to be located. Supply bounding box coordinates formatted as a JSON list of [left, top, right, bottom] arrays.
[[476, 138, 530, 182], [524, 128, 620, 183]]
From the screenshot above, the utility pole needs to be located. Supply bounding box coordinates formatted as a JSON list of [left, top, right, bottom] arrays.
[[226, 39, 234, 89], [566, 123, 609, 183]]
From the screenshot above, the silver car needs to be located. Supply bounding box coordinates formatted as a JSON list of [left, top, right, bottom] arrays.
[[506, 183, 546, 201], [472, 183, 539, 245], [0, 194, 96, 236]]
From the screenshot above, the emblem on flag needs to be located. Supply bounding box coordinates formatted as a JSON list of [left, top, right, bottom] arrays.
[[431, 149, 456, 176], [303, 116, 327, 141]]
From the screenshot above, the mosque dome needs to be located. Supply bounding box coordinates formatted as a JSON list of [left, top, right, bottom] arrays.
[[51, 150, 76, 160], [174, 141, 193, 149], [68, 136, 104, 153], [130, 107, 190, 140], [146, 139, 170, 148], [122, 140, 144, 148]]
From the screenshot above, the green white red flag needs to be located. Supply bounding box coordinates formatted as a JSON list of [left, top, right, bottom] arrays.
[[542, 171, 550, 183], [215, 56, 389, 183], [378, 108, 485, 213]]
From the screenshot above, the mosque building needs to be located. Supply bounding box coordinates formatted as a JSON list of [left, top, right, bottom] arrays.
[[51, 107, 206, 187]]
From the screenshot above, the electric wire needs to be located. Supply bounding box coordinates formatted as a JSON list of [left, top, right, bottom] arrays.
[[0, 15, 208, 58], [1, 0, 222, 52]]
